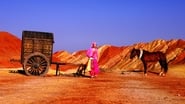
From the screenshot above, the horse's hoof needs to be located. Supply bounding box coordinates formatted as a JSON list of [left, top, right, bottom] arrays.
[[159, 72, 166, 77], [159, 72, 163, 76], [162, 73, 166, 77]]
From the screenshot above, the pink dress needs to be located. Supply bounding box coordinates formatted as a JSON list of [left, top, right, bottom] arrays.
[[86, 47, 99, 77]]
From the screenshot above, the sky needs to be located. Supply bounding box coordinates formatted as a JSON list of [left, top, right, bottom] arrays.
[[1, 0, 185, 52]]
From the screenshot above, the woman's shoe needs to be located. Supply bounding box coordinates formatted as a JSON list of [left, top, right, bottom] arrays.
[[91, 76, 94, 78]]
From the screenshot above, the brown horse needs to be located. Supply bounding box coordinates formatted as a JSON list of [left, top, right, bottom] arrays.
[[130, 48, 168, 76]]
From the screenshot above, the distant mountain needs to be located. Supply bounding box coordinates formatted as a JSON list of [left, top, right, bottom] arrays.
[[53, 39, 185, 73], [0, 32, 21, 67], [0, 32, 184, 74]]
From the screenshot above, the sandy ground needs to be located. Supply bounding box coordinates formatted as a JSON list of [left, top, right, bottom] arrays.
[[0, 65, 185, 104]]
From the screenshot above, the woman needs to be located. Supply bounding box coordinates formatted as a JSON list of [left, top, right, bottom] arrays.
[[86, 42, 99, 78]]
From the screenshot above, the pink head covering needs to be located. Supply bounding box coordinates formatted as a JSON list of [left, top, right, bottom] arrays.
[[91, 42, 97, 48]]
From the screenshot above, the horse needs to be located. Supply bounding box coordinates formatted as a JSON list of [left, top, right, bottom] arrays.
[[130, 48, 168, 76]]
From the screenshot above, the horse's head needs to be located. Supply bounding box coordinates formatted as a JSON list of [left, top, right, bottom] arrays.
[[130, 48, 139, 59]]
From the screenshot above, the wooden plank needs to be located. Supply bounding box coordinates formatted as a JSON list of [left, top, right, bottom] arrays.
[[51, 62, 86, 76]]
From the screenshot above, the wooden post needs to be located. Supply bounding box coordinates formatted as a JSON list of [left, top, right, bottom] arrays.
[[56, 63, 60, 76], [51, 62, 66, 76]]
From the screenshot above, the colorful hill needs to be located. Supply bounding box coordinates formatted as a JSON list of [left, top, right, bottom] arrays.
[[0, 31, 184, 74], [53, 39, 185, 73], [0, 32, 21, 67]]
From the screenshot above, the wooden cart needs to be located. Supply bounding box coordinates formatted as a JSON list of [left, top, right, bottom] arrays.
[[21, 31, 54, 76]]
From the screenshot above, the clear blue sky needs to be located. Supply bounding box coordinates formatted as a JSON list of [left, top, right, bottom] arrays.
[[1, 0, 185, 52]]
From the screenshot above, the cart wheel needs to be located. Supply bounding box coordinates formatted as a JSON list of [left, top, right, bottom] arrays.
[[23, 52, 50, 76]]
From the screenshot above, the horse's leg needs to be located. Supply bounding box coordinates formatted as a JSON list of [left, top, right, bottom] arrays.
[[162, 61, 168, 76], [159, 60, 166, 77], [142, 61, 148, 76], [164, 61, 168, 74], [159, 60, 163, 76]]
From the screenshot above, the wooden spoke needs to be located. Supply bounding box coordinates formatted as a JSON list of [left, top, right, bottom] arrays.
[[23, 52, 50, 76]]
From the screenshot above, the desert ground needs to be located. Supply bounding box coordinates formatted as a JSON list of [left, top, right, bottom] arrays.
[[0, 64, 185, 104]]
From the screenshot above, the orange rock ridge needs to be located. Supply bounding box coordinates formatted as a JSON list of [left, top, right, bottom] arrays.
[[0, 32, 184, 73]]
